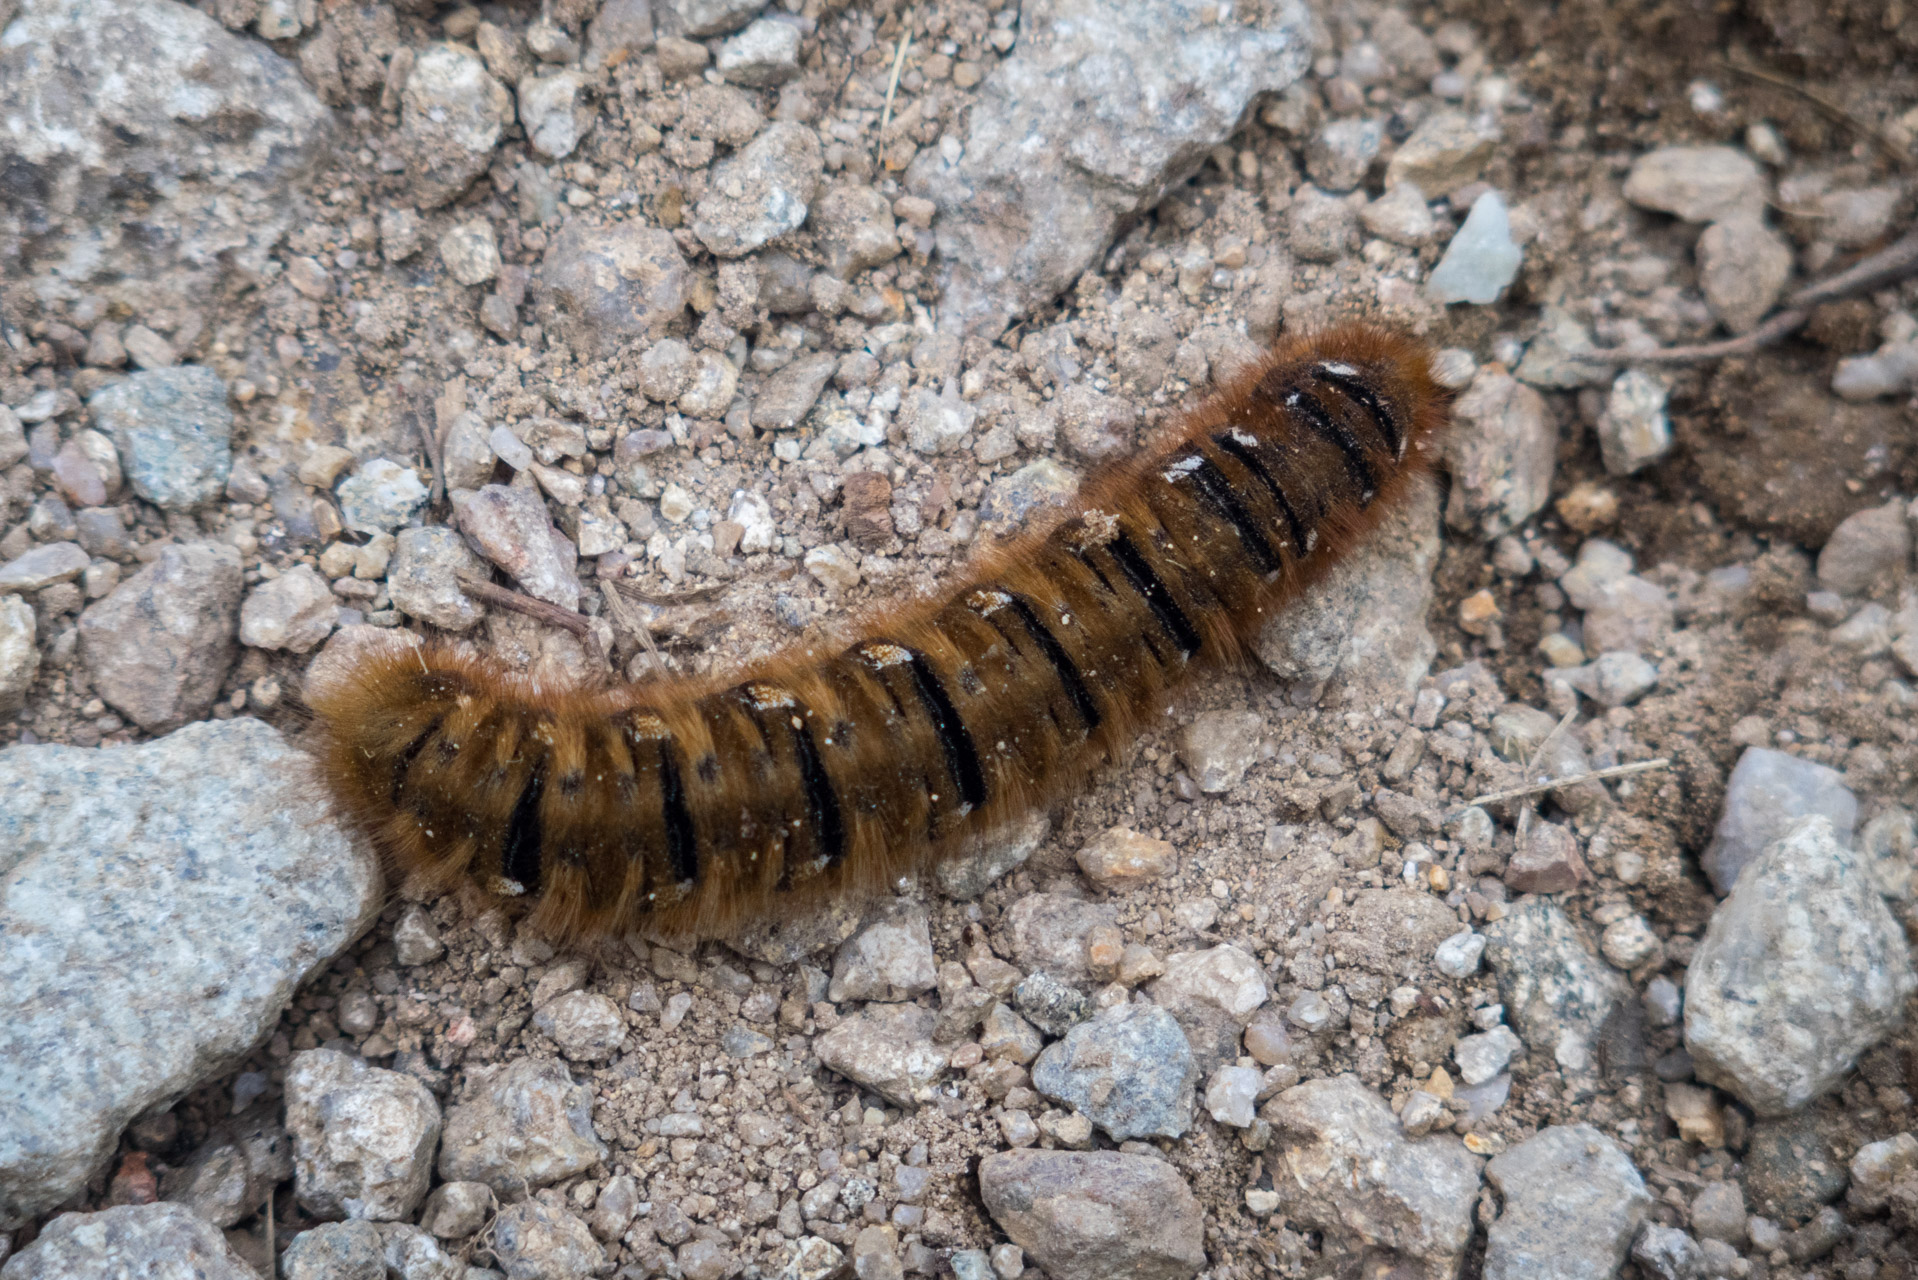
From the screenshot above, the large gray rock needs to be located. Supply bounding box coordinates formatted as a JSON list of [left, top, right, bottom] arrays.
[[0, 0, 332, 316], [437, 1057, 607, 1197], [1686, 816, 1915, 1116], [978, 1149, 1207, 1280], [1482, 899, 1629, 1090], [286, 1050, 442, 1222], [1031, 1003, 1196, 1142], [0, 1202, 257, 1279], [0, 719, 378, 1229], [1257, 480, 1440, 702], [88, 367, 234, 511], [907, 0, 1310, 337], [77, 539, 242, 732], [1702, 747, 1858, 896], [534, 221, 692, 359], [1262, 1075, 1482, 1280], [1484, 1125, 1651, 1280]]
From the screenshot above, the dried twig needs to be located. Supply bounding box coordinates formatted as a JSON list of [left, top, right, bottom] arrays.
[[600, 580, 668, 678], [1463, 758, 1672, 809], [1720, 59, 1916, 172], [1577, 229, 1918, 366], [610, 578, 730, 607], [456, 572, 592, 638], [876, 10, 915, 152]]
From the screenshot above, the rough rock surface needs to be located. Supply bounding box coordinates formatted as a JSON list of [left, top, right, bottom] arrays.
[[977, 1149, 1207, 1280], [908, 0, 1311, 336], [87, 367, 234, 511], [1482, 899, 1629, 1088], [1483, 1125, 1651, 1280], [436, 1057, 607, 1196], [0, 720, 378, 1228], [534, 222, 692, 358], [0, 1202, 258, 1279], [285, 1049, 442, 1222], [1257, 481, 1440, 701], [1030, 1003, 1196, 1141], [1685, 816, 1915, 1116], [1702, 747, 1858, 895], [814, 1004, 951, 1107], [76, 540, 242, 732], [1262, 1075, 1482, 1280], [0, 0, 333, 318]]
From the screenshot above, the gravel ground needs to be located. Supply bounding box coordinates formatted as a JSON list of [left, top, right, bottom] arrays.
[[2, 0, 1918, 1277]]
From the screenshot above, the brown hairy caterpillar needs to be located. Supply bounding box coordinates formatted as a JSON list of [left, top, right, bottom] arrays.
[[311, 324, 1449, 942]]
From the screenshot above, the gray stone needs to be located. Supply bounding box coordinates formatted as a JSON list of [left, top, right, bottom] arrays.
[[421, 1181, 495, 1240], [1204, 1063, 1261, 1128], [1262, 1075, 1481, 1280], [157, 1108, 292, 1229], [488, 1200, 608, 1278], [379, 1223, 467, 1280], [1434, 930, 1485, 979], [1443, 367, 1553, 539], [439, 221, 501, 286], [400, 43, 513, 207], [979, 459, 1080, 529], [1685, 816, 1915, 1116], [1832, 338, 1918, 402], [1689, 1181, 1746, 1243], [661, 0, 769, 38], [1455, 1026, 1523, 1086], [751, 352, 839, 431], [1176, 710, 1265, 793], [1305, 118, 1383, 192], [1360, 182, 1438, 246], [1286, 185, 1358, 263], [1817, 500, 1910, 596], [0, 595, 38, 714], [77, 540, 242, 732], [239, 564, 339, 654], [282, 1219, 386, 1280], [337, 460, 428, 535], [453, 484, 580, 610], [830, 900, 936, 1003], [1562, 650, 1659, 708], [438, 1057, 607, 1196], [1483, 899, 1629, 1086], [1257, 478, 1440, 700], [977, 1149, 1206, 1280], [1031, 1003, 1196, 1142], [1597, 369, 1672, 476], [1427, 190, 1522, 305], [716, 17, 800, 87], [1698, 213, 1792, 334], [286, 1049, 441, 1222], [936, 813, 1051, 900], [1513, 305, 1614, 390], [586, 0, 655, 66], [519, 69, 593, 161], [692, 121, 823, 259], [532, 992, 629, 1062], [0, 0, 332, 317], [1702, 747, 1858, 896], [1743, 1111, 1848, 1220], [535, 222, 691, 359], [0, 719, 377, 1229], [89, 366, 233, 510], [0, 1202, 257, 1279], [388, 526, 487, 631], [810, 183, 900, 279], [1623, 146, 1766, 223], [1385, 110, 1496, 197], [1484, 1125, 1650, 1280], [907, 0, 1311, 336], [1004, 892, 1119, 984], [0, 542, 87, 593], [1848, 1132, 1918, 1212], [814, 1004, 951, 1107]]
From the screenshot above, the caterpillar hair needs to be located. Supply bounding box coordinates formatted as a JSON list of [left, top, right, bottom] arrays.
[[309, 324, 1450, 943]]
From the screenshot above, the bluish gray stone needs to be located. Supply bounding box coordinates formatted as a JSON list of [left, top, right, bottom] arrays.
[[281, 1219, 386, 1280], [1031, 1002, 1196, 1141], [1427, 190, 1522, 305], [1702, 747, 1858, 895], [1686, 816, 1914, 1116], [1484, 1125, 1650, 1280], [0, 1202, 258, 1279], [336, 459, 429, 534], [88, 366, 233, 510], [1482, 899, 1628, 1090], [0, 719, 379, 1229]]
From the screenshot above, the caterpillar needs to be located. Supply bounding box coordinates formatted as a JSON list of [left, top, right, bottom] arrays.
[[310, 324, 1448, 943]]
